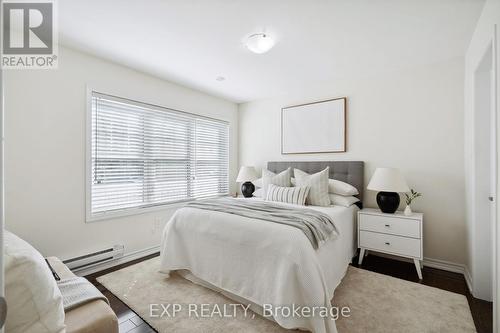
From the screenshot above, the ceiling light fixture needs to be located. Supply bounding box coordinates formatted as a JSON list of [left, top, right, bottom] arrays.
[[246, 33, 275, 54]]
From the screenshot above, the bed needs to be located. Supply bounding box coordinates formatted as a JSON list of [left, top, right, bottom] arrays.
[[160, 161, 364, 333]]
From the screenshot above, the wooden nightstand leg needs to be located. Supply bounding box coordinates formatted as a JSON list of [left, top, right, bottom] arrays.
[[358, 248, 365, 265], [414, 259, 423, 280]]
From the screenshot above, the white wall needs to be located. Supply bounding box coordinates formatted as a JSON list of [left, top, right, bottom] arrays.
[[239, 57, 466, 264], [464, 0, 500, 302], [4, 46, 238, 260]]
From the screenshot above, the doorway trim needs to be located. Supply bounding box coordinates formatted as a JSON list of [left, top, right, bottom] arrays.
[[493, 23, 499, 333], [471, 26, 496, 303]]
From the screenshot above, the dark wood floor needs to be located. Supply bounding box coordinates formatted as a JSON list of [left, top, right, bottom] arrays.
[[87, 253, 493, 333]]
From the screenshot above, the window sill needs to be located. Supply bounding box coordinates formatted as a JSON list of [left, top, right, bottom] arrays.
[[86, 194, 228, 223]]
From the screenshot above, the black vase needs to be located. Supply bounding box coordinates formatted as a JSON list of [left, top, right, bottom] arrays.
[[376, 191, 400, 213], [241, 181, 255, 198]]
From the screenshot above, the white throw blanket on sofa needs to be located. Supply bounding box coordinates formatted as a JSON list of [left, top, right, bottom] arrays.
[[57, 277, 109, 311]]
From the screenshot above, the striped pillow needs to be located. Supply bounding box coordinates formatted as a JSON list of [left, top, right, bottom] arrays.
[[265, 184, 310, 206], [294, 167, 331, 206]]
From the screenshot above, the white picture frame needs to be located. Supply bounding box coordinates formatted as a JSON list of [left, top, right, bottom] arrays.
[[281, 97, 346, 154]]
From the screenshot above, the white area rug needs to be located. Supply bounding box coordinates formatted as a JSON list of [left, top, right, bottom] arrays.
[[97, 257, 476, 333]]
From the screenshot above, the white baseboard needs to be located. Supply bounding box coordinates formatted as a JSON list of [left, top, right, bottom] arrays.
[[365, 252, 471, 291], [406, 256, 473, 294], [422, 257, 466, 275], [73, 245, 160, 277]]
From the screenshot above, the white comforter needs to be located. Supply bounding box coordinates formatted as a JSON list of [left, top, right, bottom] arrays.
[[160, 199, 357, 333]]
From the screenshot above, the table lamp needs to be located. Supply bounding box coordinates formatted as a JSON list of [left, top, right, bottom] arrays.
[[236, 166, 259, 198], [367, 168, 409, 213]]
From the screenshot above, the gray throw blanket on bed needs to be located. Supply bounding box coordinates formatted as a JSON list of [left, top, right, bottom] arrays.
[[57, 277, 109, 311], [185, 198, 339, 249]]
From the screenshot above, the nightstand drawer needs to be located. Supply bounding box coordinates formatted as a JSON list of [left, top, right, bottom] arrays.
[[359, 231, 421, 258], [359, 214, 420, 238]]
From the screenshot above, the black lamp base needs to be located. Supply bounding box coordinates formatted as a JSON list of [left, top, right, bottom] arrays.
[[241, 181, 255, 198], [376, 191, 400, 213]]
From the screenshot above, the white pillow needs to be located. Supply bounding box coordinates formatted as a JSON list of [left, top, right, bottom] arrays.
[[329, 194, 360, 207], [293, 176, 358, 196], [266, 184, 310, 206], [261, 168, 292, 198], [254, 188, 263, 197], [253, 178, 263, 188], [5, 231, 65, 333], [329, 179, 359, 196], [294, 167, 331, 207]]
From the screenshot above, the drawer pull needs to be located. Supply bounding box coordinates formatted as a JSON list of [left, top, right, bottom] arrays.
[[385, 242, 390, 245], [385, 224, 390, 227]]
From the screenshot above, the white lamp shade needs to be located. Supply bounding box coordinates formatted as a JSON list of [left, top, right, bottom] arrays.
[[236, 166, 258, 183], [367, 168, 410, 193]]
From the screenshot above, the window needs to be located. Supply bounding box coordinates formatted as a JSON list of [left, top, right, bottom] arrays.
[[88, 92, 229, 219]]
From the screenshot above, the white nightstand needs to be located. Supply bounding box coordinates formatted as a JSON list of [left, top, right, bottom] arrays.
[[357, 208, 424, 279]]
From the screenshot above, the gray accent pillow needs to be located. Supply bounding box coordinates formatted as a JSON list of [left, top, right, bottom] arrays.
[[294, 167, 331, 206], [261, 168, 292, 198]]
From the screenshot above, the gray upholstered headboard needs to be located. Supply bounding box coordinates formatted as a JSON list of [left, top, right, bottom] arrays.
[[267, 161, 365, 203]]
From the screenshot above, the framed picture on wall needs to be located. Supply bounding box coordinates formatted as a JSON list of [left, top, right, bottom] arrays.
[[281, 97, 346, 154]]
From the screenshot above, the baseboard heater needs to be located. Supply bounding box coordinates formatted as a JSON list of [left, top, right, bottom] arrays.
[[63, 245, 125, 271]]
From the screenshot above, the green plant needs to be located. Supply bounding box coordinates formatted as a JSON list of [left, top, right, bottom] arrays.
[[405, 189, 422, 206]]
